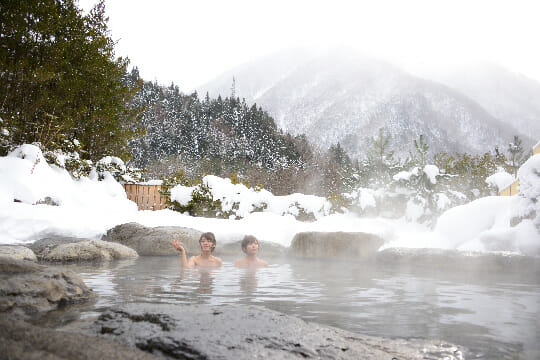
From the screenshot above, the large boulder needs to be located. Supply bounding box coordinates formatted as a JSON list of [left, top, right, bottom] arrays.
[[0, 256, 95, 318], [0, 314, 160, 360], [102, 222, 203, 256], [28, 236, 85, 256], [29, 237, 138, 263], [217, 239, 288, 258], [72, 303, 464, 360], [0, 245, 37, 262], [376, 247, 540, 276], [289, 232, 384, 259]]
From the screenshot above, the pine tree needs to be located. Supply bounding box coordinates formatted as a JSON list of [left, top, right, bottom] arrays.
[[507, 135, 524, 176], [412, 134, 429, 167], [0, 0, 142, 159], [366, 127, 396, 184]]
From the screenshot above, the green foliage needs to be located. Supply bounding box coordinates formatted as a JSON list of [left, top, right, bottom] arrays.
[[229, 171, 250, 187], [412, 134, 429, 167], [365, 128, 398, 185], [160, 170, 198, 203], [0, 0, 142, 160], [506, 135, 526, 176], [434, 151, 499, 199], [162, 172, 225, 217], [172, 182, 225, 218], [95, 157, 144, 183], [0, 118, 13, 154], [43, 139, 92, 178], [327, 192, 352, 213], [319, 143, 360, 196]]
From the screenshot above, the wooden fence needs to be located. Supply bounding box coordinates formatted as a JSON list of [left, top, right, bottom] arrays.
[[123, 184, 168, 211], [499, 180, 519, 196]]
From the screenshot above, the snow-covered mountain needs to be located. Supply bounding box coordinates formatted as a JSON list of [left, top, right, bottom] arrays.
[[422, 63, 540, 140], [199, 48, 533, 158]]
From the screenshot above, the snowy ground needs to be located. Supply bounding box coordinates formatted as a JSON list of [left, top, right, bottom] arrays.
[[1, 144, 539, 255]]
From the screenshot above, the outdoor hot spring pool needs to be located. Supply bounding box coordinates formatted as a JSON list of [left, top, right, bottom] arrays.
[[60, 255, 540, 359]]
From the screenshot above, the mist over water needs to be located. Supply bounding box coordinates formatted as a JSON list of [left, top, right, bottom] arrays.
[[63, 255, 540, 360]]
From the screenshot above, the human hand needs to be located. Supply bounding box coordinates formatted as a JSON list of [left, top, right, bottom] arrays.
[[172, 240, 185, 253]]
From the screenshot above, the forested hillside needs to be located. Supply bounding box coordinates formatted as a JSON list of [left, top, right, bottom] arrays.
[[126, 69, 310, 179]]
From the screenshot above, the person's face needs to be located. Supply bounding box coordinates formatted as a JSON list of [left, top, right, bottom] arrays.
[[200, 237, 215, 252], [245, 241, 259, 255]]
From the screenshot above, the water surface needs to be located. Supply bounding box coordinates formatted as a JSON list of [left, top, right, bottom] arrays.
[[66, 256, 540, 359]]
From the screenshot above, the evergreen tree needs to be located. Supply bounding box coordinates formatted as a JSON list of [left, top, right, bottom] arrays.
[[129, 79, 308, 182], [365, 127, 396, 184], [412, 134, 429, 167], [507, 135, 525, 176], [0, 0, 141, 159]]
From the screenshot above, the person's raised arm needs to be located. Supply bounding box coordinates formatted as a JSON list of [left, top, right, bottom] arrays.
[[172, 240, 190, 268]]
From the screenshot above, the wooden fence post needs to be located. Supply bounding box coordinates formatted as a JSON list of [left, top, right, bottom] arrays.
[[123, 184, 168, 211]]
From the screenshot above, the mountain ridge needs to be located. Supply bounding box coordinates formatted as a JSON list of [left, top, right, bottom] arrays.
[[199, 48, 534, 158]]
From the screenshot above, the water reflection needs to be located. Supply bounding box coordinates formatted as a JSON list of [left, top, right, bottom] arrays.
[[68, 256, 540, 359], [239, 268, 258, 294], [196, 268, 214, 296]]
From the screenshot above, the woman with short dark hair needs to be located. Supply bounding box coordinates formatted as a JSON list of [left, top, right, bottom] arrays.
[[172, 232, 222, 267], [234, 235, 268, 268]]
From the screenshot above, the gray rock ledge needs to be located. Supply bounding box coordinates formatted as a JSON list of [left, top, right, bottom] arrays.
[[29, 237, 138, 263], [102, 222, 203, 256], [0, 314, 160, 360], [289, 231, 384, 259], [74, 303, 465, 360], [0, 256, 95, 318], [0, 245, 37, 262]]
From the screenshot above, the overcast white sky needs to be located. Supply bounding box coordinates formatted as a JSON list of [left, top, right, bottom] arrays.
[[79, 0, 540, 91]]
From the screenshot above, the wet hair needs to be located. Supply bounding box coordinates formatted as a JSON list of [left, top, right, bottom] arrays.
[[199, 232, 216, 253], [241, 235, 259, 254]]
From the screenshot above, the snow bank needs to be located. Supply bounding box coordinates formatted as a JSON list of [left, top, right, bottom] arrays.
[[0, 145, 137, 243], [485, 170, 514, 192], [514, 154, 540, 228], [345, 188, 377, 210], [1, 144, 539, 255], [170, 175, 331, 219], [392, 165, 439, 184], [425, 156, 540, 255], [434, 196, 517, 249], [424, 164, 439, 184]]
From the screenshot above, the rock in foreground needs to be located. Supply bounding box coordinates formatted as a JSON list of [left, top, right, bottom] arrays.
[[0, 314, 160, 360], [102, 222, 202, 255], [289, 232, 384, 259], [80, 303, 465, 360], [0, 256, 94, 318]]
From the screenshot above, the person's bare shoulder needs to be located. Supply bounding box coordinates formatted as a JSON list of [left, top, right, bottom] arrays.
[[259, 259, 268, 267], [187, 256, 198, 266], [213, 256, 223, 266]]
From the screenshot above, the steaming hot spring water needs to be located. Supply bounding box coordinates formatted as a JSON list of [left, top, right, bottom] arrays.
[[2, 145, 540, 359], [54, 252, 539, 360]]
